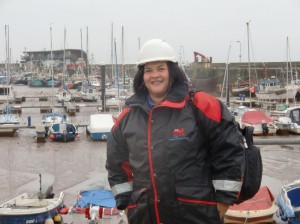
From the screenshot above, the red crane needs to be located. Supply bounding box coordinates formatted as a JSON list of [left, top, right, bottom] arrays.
[[193, 51, 212, 63]]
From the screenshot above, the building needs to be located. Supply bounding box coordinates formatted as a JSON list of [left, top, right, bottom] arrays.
[[20, 49, 87, 71]]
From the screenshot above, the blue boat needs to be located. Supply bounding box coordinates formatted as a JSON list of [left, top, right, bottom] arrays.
[[0, 178, 65, 224], [48, 122, 79, 142], [28, 79, 45, 87], [276, 180, 300, 223]]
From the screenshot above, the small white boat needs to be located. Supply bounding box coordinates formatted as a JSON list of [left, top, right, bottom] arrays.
[[56, 88, 72, 102], [0, 113, 20, 125], [241, 110, 278, 135], [273, 106, 300, 134], [80, 83, 99, 102], [0, 175, 65, 224], [284, 106, 300, 134], [276, 179, 300, 223], [41, 113, 67, 125], [225, 186, 278, 223], [86, 114, 115, 140]]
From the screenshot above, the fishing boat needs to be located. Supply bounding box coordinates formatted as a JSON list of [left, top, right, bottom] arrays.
[[80, 81, 99, 102], [255, 38, 299, 103], [48, 122, 79, 142], [225, 186, 278, 223], [86, 113, 115, 140], [255, 76, 298, 102], [0, 175, 65, 224], [276, 180, 300, 223], [240, 110, 278, 135]]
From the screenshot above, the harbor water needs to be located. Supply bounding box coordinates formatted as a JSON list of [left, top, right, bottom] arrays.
[[0, 85, 300, 223]]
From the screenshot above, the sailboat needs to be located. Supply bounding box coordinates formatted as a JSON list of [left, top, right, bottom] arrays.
[[0, 25, 20, 130], [46, 26, 79, 142], [0, 25, 15, 104], [56, 27, 72, 103], [255, 37, 298, 103], [106, 31, 126, 111], [79, 27, 99, 102]]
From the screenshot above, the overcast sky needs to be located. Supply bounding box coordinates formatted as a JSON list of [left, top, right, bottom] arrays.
[[0, 0, 300, 65]]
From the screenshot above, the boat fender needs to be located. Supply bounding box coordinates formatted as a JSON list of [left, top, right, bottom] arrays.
[[49, 134, 55, 140], [44, 218, 54, 224], [53, 214, 63, 224]]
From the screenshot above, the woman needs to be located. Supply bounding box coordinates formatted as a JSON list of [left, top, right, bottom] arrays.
[[106, 39, 245, 224]]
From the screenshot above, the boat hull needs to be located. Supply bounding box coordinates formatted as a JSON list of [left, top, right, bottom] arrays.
[[0, 209, 59, 224], [225, 186, 278, 223], [48, 123, 78, 142], [90, 132, 111, 140], [276, 180, 300, 223], [0, 192, 64, 224]]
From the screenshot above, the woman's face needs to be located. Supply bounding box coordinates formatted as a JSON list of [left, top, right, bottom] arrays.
[[143, 61, 170, 99]]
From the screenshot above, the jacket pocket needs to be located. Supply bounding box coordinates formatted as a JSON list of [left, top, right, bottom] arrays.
[[175, 185, 216, 205], [175, 185, 221, 223]]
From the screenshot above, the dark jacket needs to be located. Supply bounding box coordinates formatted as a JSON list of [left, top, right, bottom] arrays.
[[106, 82, 245, 224]]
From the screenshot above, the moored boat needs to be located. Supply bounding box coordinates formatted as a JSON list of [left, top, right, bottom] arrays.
[[225, 186, 278, 223], [86, 113, 115, 140], [276, 179, 300, 224], [48, 122, 79, 142], [0, 175, 65, 224], [80, 82, 99, 102], [241, 110, 278, 135]]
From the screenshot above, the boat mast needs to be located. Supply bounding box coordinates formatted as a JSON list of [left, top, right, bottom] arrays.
[[110, 23, 114, 81], [247, 21, 252, 108], [80, 28, 83, 75], [63, 27, 66, 84], [114, 38, 119, 98], [122, 26, 125, 86], [86, 26, 89, 79], [286, 37, 289, 106], [50, 25, 54, 109]]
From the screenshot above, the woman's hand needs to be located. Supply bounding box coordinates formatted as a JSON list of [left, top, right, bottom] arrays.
[[217, 202, 229, 220]]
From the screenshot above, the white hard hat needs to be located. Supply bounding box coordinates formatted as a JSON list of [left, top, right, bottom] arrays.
[[137, 39, 177, 66]]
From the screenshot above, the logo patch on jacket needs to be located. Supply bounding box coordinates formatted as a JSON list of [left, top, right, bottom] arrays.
[[169, 128, 189, 141]]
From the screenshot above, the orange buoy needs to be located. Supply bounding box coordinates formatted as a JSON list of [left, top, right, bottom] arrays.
[[49, 134, 55, 140], [58, 207, 69, 214]]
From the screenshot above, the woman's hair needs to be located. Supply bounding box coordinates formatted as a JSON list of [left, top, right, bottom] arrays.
[[133, 62, 188, 95]]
